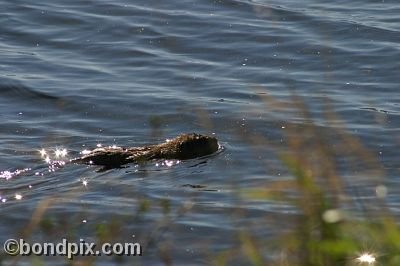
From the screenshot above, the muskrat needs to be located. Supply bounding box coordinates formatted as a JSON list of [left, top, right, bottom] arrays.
[[71, 133, 219, 168]]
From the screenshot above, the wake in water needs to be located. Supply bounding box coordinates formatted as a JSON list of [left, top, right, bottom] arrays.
[[0, 82, 59, 101]]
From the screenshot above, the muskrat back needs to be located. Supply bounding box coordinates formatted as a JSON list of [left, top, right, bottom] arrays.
[[72, 133, 219, 168]]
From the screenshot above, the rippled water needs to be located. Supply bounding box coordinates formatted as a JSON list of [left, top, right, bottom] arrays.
[[1, 0, 399, 265]]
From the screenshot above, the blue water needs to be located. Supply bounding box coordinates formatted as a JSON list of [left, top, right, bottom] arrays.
[[1, 0, 399, 265]]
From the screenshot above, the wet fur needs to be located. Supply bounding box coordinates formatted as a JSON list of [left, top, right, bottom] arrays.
[[72, 133, 218, 168]]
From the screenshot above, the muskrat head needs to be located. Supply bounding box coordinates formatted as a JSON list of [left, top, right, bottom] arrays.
[[170, 133, 219, 160]]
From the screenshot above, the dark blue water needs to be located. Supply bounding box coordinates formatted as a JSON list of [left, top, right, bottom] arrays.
[[1, 0, 399, 265]]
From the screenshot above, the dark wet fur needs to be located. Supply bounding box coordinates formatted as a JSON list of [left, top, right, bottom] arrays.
[[72, 133, 218, 168]]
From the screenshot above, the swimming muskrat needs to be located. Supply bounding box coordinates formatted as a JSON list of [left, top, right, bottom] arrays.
[[71, 133, 219, 168]]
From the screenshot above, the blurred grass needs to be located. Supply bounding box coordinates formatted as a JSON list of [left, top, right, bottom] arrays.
[[225, 93, 399, 266]]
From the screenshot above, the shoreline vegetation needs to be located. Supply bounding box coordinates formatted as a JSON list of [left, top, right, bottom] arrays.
[[2, 94, 398, 266], [225, 94, 397, 265]]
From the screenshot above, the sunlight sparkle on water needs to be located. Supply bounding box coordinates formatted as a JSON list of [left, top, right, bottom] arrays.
[[44, 156, 51, 163], [0, 171, 12, 180], [39, 148, 47, 157], [15, 194, 22, 200], [55, 148, 68, 158], [82, 180, 88, 186], [1, 168, 31, 180], [356, 253, 376, 264]]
